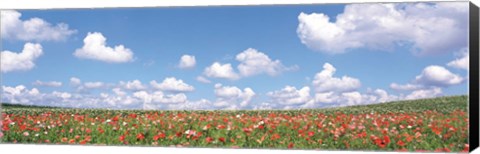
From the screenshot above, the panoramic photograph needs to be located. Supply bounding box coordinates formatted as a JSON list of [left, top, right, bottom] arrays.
[[0, 1, 471, 152]]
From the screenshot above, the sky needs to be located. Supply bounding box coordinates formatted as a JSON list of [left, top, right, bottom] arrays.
[[0, 2, 470, 110]]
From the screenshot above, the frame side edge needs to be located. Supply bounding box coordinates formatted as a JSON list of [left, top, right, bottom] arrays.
[[469, 1, 479, 152]]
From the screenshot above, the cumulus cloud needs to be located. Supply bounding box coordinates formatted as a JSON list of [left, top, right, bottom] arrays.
[[404, 87, 442, 100], [83, 82, 105, 89], [213, 83, 255, 109], [178, 55, 196, 69], [390, 65, 464, 95], [196, 76, 211, 83], [312, 88, 398, 107], [32, 80, 62, 87], [150, 77, 194, 92], [74, 32, 134, 63], [165, 99, 213, 110], [236, 48, 297, 77], [414, 65, 464, 87], [389, 83, 423, 91], [1, 10, 76, 41], [202, 48, 297, 80], [312, 63, 361, 93], [447, 48, 469, 70], [297, 2, 468, 55], [203, 62, 240, 80], [70, 77, 81, 86], [133, 91, 188, 110], [267, 86, 313, 105], [1, 43, 43, 73], [1, 84, 143, 109], [119, 80, 146, 91]]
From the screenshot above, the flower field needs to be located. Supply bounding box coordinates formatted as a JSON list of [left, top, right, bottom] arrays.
[[0, 95, 469, 152]]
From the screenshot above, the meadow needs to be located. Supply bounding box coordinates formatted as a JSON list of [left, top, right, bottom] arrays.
[[0, 95, 469, 152]]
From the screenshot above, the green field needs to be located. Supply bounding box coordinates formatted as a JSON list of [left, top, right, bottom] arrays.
[[0, 95, 470, 152]]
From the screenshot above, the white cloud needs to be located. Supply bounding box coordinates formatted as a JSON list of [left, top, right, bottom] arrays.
[[178, 55, 196, 69], [1, 10, 76, 41], [2, 85, 43, 105], [69, 77, 81, 86], [340, 92, 364, 106], [267, 86, 312, 105], [447, 48, 469, 70], [203, 62, 240, 80], [1, 43, 43, 73], [52, 91, 72, 99], [119, 80, 146, 91], [166, 99, 213, 110], [312, 63, 361, 93], [196, 76, 211, 83], [297, 2, 468, 55], [414, 65, 464, 87], [32, 80, 62, 87], [83, 82, 104, 89], [133, 91, 187, 105], [150, 77, 194, 92], [112, 88, 127, 96], [314, 92, 339, 104], [74, 32, 134, 63], [405, 87, 442, 100], [313, 88, 398, 107], [389, 83, 423, 91], [236, 48, 297, 77], [213, 83, 255, 108]]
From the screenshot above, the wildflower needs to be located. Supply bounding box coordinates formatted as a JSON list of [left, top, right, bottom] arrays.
[[119, 135, 126, 142], [308, 131, 315, 137], [23, 132, 30, 137], [288, 142, 294, 149], [218, 137, 226, 143], [136, 133, 145, 140], [206, 137, 214, 143]]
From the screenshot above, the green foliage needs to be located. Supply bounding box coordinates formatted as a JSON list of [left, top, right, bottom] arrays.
[[0, 95, 470, 152]]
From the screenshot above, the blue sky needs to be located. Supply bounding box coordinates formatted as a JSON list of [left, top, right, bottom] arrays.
[[0, 2, 470, 110]]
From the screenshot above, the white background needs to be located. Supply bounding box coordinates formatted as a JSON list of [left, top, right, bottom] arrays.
[[0, 0, 478, 154]]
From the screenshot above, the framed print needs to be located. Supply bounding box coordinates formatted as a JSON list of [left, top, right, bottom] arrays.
[[1, 0, 479, 153]]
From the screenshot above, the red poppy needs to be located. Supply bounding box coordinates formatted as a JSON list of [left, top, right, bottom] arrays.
[[396, 140, 405, 146], [119, 135, 126, 142], [61, 137, 68, 143], [308, 131, 315, 137], [2, 124, 9, 131], [136, 133, 145, 140], [288, 142, 294, 149], [271, 133, 281, 141], [205, 137, 214, 143], [79, 140, 87, 145], [217, 125, 226, 129], [463, 144, 469, 152], [218, 137, 225, 143]]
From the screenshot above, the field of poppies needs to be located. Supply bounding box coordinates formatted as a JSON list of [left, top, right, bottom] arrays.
[[0, 95, 469, 152]]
